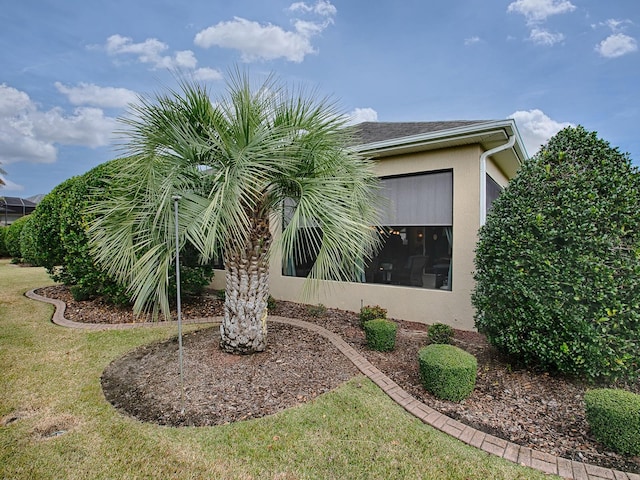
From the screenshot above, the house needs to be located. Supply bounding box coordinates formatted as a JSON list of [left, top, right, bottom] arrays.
[[211, 119, 527, 330], [0, 196, 38, 226]]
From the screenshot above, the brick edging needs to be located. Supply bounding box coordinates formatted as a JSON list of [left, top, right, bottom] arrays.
[[25, 289, 639, 480]]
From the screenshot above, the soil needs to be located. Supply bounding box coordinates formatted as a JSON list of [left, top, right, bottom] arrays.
[[36, 285, 640, 474]]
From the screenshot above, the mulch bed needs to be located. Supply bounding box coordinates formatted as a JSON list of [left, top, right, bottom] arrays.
[[35, 285, 640, 474]]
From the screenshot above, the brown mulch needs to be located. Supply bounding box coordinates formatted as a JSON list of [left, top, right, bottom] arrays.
[[35, 285, 640, 474]]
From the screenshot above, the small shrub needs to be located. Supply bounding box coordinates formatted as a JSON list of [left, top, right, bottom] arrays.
[[306, 303, 327, 317], [418, 344, 477, 401], [5, 216, 30, 258], [267, 295, 277, 312], [0, 226, 9, 257], [428, 323, 454, 344], [363, 318, 397, 352], [70, 285, 92, 302], [19, 215, 40, 265], [584, 388, 640, 455], [216, 290, 226, 301], [360, 305, 387, 326]]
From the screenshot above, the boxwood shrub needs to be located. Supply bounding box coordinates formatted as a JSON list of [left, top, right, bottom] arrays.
[[418, 344, 477, 401], [5, 215, 29, 258], [428, 323, 454, 344], [359, 305, 387, 326], [363, 318, 397, 352], [584, 388, 640, 456], [0, 226, 9, 257]]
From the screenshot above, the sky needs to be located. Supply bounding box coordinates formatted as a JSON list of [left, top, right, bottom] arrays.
[[1, 0, 638, 198]]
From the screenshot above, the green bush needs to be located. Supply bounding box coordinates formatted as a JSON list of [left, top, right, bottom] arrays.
[[267, 295, 276, 312], [5, 215, 30, 258], [0, 226, 9, 257], [428, 323, 454, 344], [29, 158, 214, 307], [306, 303, 327, 317], [584, 388, 640, 455], [360, 304, 387, 326], [363, 318, 397, 352], [418, 344, 477, 401], [19, 215, 40, 265], [473, 126, 640, 383]]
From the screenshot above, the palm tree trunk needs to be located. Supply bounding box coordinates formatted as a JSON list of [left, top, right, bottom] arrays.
[[220, 216, 271, 354]]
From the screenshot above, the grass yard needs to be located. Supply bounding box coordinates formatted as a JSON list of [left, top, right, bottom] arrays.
[[0, 259, 553, 479]]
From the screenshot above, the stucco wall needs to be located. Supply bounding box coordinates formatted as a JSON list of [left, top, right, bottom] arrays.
[[211, 144, 486, 330]]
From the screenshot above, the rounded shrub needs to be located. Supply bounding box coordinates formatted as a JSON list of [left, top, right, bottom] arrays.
[[0, 226, 9, 257], [5, 215, 30, 258], [19, 215, 40, 265], [418, 344, 477, 401], [428, 323, 454, 344], [363, 318, 397, 352], [359, 304, 387, 326], [584, 388, 640, 455], [473, 126, 640, 383]]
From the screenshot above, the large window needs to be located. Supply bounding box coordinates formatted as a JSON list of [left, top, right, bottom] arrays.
[[284, 170, 453, 290]]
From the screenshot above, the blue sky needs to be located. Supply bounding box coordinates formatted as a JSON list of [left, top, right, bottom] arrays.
[[1, 0, 638, 198]]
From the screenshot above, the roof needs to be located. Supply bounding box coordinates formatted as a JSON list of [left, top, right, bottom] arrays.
[[349, 119, 528, 179], [350, 121, 491, 145], [0, 196, 38, 214]]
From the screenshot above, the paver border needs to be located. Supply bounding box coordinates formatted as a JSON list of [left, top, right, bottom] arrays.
[[26, 288, 639, 480]]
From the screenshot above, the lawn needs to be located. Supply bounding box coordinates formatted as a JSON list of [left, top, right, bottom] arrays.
[[0, 259, 553, 479]]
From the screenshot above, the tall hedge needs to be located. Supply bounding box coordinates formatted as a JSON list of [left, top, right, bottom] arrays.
[[28, 157, 214, 305], [473, 126, 640, 383], [5, 215, 30, 258], [0, 226, 8, 257]]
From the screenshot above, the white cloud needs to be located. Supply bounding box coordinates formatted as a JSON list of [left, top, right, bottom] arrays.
[[193, 67, 224, 81], [507, 0, 576, 24], [510, 109, 572, 155], [289, 0, 336, 17], [0, 84, 116, 165], [194, 1, 337, 63], [347, 107, 378, 125], [529, 28, 564, 46], [195, 17, 316, 62], [104, 34, 201, 70], [464, 36, 481, 46], [595, 33, 638, 58], [55, 82, 138, 108]]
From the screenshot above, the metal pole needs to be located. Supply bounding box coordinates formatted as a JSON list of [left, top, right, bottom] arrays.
[[172, 195, 185, 415]]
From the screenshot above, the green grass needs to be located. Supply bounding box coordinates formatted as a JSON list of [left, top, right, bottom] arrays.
[[0, 259, 554, 479]]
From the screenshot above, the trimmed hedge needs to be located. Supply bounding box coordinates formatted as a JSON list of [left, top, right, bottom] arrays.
[[0, 226, 8, 257], [428, 323, 454, 344], [359, 305, 387, 326], [584, 388, 640, 455], [418, 344, 477, 401], [363, 318, 397, 352], [5, 215, 30, 258]]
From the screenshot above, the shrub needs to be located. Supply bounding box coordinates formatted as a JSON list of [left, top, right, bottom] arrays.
[[584, 388, 640, 455], [267, 295, 277, 312], [0, 226, 9, 257], [29, 158, 214, 307], [428, 323, 454, 344], [19, 215, 40, 265], [306, 303, 327, 317], [418, 344, 477, 401], [5, 215, 30, 258], [363, 318, 397, 352], [360, 305, 387, 326], [473, 126, 640, 383]]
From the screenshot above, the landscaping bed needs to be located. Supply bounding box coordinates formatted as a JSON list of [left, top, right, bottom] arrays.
[[36, 285, 640, 474]]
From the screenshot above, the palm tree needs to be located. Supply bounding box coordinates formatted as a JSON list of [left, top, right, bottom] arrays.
[[90, 71, 382, 354]]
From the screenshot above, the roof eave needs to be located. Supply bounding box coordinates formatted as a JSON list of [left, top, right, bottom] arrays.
[[353, 119, 528, 178]]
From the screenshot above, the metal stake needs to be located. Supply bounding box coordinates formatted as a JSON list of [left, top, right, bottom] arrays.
[[172, 195, 185, 415]]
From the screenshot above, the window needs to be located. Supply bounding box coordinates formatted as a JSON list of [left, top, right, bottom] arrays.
[[283, 170, 453, 290], [486, 175, 503, 212]]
